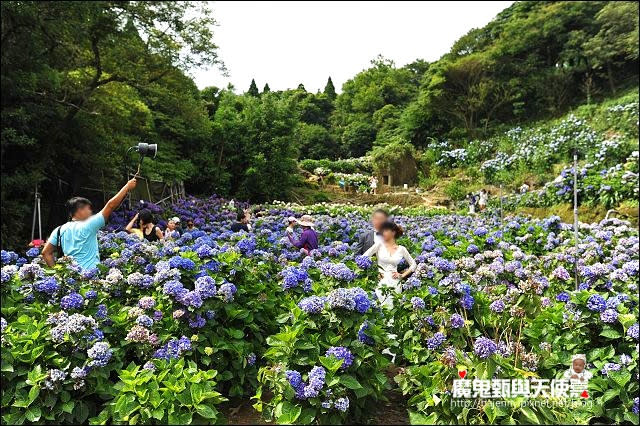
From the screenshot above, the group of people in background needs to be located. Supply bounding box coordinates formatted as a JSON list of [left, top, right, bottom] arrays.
[[125, 210, 197, 242], [467, 189, 489, 214], [42, 176, 416, 318]]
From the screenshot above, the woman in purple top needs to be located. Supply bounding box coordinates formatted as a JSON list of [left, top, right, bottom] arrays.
[[287, 215, 319, 256]]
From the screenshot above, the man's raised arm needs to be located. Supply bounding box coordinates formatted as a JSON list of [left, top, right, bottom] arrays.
[[101, 178, 137, 221]]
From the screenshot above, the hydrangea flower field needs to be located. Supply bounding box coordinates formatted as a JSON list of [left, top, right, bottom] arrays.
[[1, 197, 638, 424]]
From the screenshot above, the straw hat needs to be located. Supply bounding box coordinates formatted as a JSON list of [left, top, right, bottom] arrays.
[[169, 217, 180, 223], [296, 215, 315, 227]]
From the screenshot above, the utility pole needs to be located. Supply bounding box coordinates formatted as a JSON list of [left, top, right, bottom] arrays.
[[31, 184, 42, 241], [499, 183, 504, 227]]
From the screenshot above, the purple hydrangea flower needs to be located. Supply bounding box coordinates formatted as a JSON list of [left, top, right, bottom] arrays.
[[450, 313, 465, 329], [489, 299, 505, 313], [473, 337, 497, 359], [219, 283, 237, 302], [411, 297, 425, 310], [600, 309, 618, 324], [138, 297, 156, 310], [627, 323, 638, 340]]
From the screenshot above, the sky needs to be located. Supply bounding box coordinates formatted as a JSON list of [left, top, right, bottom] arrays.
[[192, 1, 514, 93]]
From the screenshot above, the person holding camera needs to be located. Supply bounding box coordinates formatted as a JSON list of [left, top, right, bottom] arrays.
[[126, 209, 163, 242], [42, 178, 138, 270]]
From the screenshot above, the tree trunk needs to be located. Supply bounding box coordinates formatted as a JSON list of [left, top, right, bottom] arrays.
[[606, 62, 616, 95]]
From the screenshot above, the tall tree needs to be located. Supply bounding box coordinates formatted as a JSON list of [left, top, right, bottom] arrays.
[[323, 77, 337, 100], [0, 1, 222, 247], [248, 78, 260, 97], [262, 83, 271, 93], [583, 1, 639, 95]]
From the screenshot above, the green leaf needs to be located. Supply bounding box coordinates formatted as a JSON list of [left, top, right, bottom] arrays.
[[318, 356, 343, 373], [608, 369, 631, 388], [408, 411, 437, 425], [339, 375, 362, 390], [298, 408, 315, 424], [27, 386, 39, 405], [519, 407, 539, 424], [276, 401, 301, 424], [190, 383, 203, 404], [599, 327, 622, 338], [25, 406, 41, 422], [75, 401, 90, 423], [61, 400, 75, 414], [151, 408, 164, 421], [601, 388, 619, 403], [195, 404, 217, 419], [484, 400, 496, 423]]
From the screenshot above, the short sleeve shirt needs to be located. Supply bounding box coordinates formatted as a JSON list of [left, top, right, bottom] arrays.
[[48, 214, 105, 270]]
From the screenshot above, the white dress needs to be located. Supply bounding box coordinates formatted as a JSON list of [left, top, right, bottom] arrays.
[[364, 242, 417, 308]]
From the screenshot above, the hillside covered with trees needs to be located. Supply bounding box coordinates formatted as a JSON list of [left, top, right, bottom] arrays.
[[2, 1, 639, 248]]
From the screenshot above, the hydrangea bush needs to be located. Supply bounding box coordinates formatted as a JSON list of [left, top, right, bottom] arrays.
[[1, 196, 638, 425]]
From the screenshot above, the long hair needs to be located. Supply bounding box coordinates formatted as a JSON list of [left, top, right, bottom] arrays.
[[379, 221, 404, 238]]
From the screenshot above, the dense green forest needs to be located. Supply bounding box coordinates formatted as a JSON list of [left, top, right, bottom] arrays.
[[1, 1, 639, 248]]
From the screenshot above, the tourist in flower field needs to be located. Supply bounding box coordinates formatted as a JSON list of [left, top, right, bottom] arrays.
[[126, 209, 163, 242], [363, 221, 416, 308], [163, 216, 180, 239], [41, 177, 137, 269], [230, 211, 251, 233], [369, 175, 378, 194], [287, 215, 319, 255], [467, 192, 477, 214], [563, 354, 593, 382], [355, 208, 388, 255], [478, 188, 489, 211]]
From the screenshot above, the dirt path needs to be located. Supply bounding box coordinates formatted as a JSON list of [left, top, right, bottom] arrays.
[[222, 388, 409, 425]]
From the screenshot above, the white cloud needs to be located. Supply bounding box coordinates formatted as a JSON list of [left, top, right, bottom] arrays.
[[191, 1, 513, 93]]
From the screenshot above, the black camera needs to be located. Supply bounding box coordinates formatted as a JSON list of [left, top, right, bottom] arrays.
[[135, 142, 157, 158]]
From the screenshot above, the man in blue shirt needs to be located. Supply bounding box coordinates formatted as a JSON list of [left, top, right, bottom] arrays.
[[42, 178, 137, 270]]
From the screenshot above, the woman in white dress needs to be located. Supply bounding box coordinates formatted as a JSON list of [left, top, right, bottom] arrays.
[[363, 221, 416, 308]]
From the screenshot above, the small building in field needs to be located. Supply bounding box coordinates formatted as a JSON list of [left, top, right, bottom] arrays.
[[371, 142, 418, 188]]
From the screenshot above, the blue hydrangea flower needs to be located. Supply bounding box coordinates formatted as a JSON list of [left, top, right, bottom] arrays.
[[325, 346, 354, 370], [334, 397, 349, 412], [586, 294, 607, 312], [355, 255, 373, 269], [87, 342, 113, 367], [60, 292, 84, 310], [426, 332, 446, 350], [600, 309, 618, 323]]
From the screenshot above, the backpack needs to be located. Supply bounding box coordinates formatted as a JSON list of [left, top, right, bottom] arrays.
[[55, 223, 67, 257]]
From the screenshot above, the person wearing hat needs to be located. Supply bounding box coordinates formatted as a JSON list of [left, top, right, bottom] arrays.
[[164, 217, 181, 239], [287, 215, 318, 256], [230, 210, 251, 233], [563, 354, 592, 382]]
